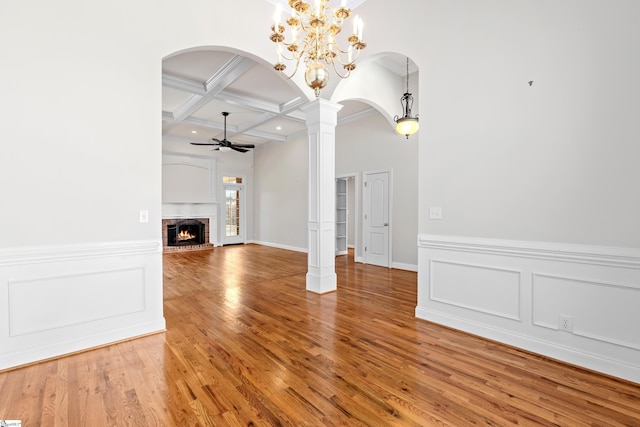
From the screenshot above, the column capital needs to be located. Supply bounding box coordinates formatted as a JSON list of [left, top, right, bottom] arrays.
[[301, 99, 344, 127]]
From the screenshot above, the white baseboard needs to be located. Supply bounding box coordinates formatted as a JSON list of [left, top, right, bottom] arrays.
[[391, 261, 418, 272], [248, 240, 308, 253]]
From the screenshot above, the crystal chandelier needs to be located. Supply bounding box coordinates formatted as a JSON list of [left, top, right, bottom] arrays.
[[269, 0, 366, 97], [394, 57, 419, 139]]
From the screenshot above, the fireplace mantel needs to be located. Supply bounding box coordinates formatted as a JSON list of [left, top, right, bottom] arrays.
[[162, 202, 217, 219]]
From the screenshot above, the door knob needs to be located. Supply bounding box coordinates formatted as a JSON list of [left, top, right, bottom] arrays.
[[384, 223, 388, 226]]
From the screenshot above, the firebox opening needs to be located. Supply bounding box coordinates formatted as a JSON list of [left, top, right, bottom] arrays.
[[167, 219, 206, 246]]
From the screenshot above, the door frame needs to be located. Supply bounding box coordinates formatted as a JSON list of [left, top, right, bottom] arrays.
[[222, 179, 246, 245], [336, 173, 359, 260], [362, 169, 392, 267]]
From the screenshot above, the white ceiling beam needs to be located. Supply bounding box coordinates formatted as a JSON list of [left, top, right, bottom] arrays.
[[170, 55, 255, 123], [204, 56, 255, 94], [162, 73, 206, 95], [217, 89, 281, 114]]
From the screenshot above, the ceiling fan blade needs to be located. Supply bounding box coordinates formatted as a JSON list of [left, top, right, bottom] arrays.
[[230, 146, 249, 153], [211, 137, 223, 143], [190, 142, 218, 146], [231, 143, 255, 149]]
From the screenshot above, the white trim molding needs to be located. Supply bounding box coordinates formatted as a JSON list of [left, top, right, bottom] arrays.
[[0, 240, 165, 370], [418, 234, 640, 268], [416, 234, 640, 384]]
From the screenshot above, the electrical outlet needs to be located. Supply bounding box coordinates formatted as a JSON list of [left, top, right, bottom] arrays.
[[559, 314, 573, 332], [139, 209, 149, 223], [429, 207, 442, 220]]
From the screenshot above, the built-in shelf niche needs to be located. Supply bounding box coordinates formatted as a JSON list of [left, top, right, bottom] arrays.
[[336, 178, 348, 255]]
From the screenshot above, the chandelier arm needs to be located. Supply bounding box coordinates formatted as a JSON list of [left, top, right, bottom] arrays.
[[276, 57, 303, 81], [276, 42, 305, 62], [331, 45, 363, 67], [295, 10, 317, 38], [329, 60, 352, 79]]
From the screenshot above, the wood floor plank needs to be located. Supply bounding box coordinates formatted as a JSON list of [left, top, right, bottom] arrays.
[[0, 244, 639, 425]]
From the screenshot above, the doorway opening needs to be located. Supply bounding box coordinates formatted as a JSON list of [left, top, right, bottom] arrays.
[[336, 173, 359, 262], [223, 176, 245, 245]]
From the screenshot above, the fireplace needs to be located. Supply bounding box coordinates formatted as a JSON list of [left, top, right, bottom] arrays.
[[167, 219, 205, 246], [162, 218, 213, 252]]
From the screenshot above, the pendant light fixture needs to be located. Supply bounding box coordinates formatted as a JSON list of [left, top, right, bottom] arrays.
[[394, 57, 419, 139]]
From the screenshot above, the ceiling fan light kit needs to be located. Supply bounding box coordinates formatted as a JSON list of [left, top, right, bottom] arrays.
[[190, 112, 255, 153], [269, 0, 366, 97]]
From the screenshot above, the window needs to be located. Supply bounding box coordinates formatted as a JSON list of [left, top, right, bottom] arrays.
[[223, 176, 243, 184]]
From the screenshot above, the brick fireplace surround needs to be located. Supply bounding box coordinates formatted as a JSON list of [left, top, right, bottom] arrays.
[[162, 218, 214, 252]]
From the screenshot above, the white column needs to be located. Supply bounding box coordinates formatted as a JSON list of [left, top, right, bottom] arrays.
[[301, 99, 343, 294]]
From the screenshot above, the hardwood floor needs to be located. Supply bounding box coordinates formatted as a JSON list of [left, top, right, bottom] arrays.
[[1, 244, 639, 426]]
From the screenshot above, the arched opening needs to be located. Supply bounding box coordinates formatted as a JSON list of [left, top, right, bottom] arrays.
[[161, 46, 419, 269]]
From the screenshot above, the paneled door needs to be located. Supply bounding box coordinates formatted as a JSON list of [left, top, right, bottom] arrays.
[[363, 171, 390, 267]]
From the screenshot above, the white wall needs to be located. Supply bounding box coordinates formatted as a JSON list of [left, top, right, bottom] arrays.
[[0, 1, 164, 247], [413, 0, 640, 247], [162, 154, 216, 203], [253, 136, 309, 252]]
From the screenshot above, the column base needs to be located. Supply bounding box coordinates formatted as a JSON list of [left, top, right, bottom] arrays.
[[306, 272, 337, 294]]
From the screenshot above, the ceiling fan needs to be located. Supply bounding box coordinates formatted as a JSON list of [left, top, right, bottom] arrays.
[[190, 112, 255, 153]]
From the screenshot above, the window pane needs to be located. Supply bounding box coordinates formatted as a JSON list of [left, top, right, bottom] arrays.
[[223, 176, 242, 184]]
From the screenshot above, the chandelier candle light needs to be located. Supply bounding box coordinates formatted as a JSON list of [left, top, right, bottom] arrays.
[[270, 0, 366, 97]]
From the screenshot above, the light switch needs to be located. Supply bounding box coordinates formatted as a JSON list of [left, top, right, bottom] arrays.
[[139, 209, 149, 223], [429, 207, 442, 220]]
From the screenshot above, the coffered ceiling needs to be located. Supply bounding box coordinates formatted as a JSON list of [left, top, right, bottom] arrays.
[[161, 0, 415, 152]]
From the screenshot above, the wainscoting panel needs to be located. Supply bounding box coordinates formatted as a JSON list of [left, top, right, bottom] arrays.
[[532, 273, 640, 350], [430, 260, 521, 320], [416, 234, 640, 383], [0, 240, 165, 370], [9, 267, 146, 337]]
